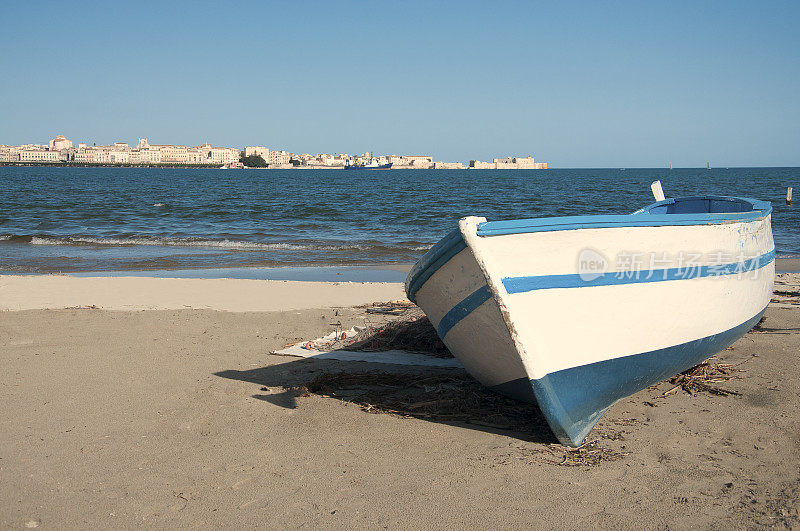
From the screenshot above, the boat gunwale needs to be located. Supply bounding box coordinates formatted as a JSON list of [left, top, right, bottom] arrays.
[[476, 196, 772, 237], [405, 195, 771, 301]]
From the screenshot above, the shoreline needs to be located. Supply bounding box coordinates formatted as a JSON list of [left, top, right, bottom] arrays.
[[9, 264, 413, 283], [1, 257, 797, 280], [777, 257, 800, 271]]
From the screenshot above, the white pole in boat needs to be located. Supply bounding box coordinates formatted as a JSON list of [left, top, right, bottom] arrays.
[[788, 187, 793, 205], [651, 180, 666, 202]]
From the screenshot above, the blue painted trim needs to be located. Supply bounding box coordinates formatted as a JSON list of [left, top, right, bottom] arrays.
[[436, 285, 492, 338], [502, 249, 775, 294], [477, 196, 771, 237], [490, 306, 768, 446], [405, 229, 466, 303]]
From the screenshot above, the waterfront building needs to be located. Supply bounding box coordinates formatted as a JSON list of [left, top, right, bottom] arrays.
[[0, 146, 19, 162], [186, 148, 204, 164], [470, 156, 547, 169], [49, 134, 73, 151], [200, 144, 240, 165], [387, 155, 433, 168], [156, 145, 190, 163], [244, 146, 269, 159], [129, 148, 162, 164], [73, 148, 96, 163], [318, 153, 336, 166], [268, 150, 291, 166], [92, 149, 129, 164], [19, 149, 63, 162], [432, 161, 467, 169], [493, 156, 546, 169], [330, 154, 349, 166], [73, 148, 93, 163]]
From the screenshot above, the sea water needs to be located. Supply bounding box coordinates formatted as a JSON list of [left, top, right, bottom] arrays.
[[1, 166, 797, 275]]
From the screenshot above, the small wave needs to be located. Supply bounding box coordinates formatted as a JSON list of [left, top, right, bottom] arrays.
[[2, 233, 414, 253], [1, 234, 34, 244], [30, 236, 64, 245], [153, 203, 165, 207], [27, 235, 317, 250]]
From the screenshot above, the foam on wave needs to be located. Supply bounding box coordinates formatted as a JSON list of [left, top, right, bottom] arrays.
[[4, 233, 430, 253]]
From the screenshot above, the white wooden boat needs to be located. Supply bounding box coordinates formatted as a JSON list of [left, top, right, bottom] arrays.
[[406, 195, 774, 446]]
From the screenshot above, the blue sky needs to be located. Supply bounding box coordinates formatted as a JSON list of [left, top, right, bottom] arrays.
[[1, 1, 797, 167]]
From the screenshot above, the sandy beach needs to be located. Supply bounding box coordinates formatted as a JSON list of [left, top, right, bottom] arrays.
[[1, 274, 798, 528]]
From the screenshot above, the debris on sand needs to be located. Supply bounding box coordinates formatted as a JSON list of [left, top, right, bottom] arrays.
[[663, 361, 741, 397], [771, 273, 800, 308], [546, 440, 629, 466], [346, 312, 452, 358], [279, 303, 452, 359], [358, 300, 416, 316]]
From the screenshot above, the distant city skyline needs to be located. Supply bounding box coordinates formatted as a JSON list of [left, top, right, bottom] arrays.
[[1, 1, 798, 168], [0, 133, 547, 169]]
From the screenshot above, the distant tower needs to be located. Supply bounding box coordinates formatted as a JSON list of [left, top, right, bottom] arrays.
[[138, 138, 150, 149]]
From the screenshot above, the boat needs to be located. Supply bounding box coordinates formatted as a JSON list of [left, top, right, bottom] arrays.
[[344, 159, 392, 170], [405, 192, 774, 446]]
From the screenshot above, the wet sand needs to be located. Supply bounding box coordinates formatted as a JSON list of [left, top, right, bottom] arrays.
[[0, 276, 798, 527], [777, 258, 800, 272]]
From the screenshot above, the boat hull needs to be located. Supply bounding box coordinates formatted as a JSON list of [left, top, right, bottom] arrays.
[[406, 197, 774, 446], [344, 163, 393, 170]]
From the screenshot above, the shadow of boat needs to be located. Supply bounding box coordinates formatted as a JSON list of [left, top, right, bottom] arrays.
[[214, 356, 558, 444]]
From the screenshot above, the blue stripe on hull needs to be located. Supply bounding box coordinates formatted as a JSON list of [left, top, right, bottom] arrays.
[[489, 307, 767, 446], [431, 251, 774, 343], [503, 249, 775, 294], [436, 285, 492, 338]]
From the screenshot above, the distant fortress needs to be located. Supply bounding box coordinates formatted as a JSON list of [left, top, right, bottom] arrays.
[[468, 157, 547, 170], [0, 134, 547, 169]]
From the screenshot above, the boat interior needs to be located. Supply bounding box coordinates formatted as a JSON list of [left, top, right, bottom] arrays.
[[639, 196, 761, 215]]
